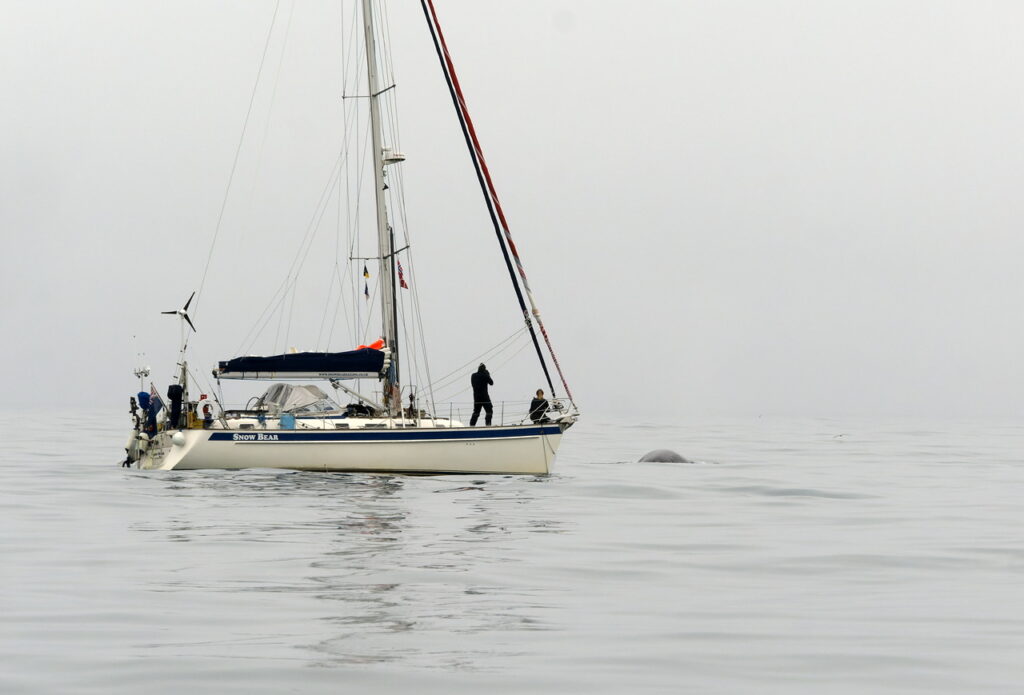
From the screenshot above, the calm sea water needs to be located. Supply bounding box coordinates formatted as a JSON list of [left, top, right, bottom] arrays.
[[3, 410, 1024, 693]]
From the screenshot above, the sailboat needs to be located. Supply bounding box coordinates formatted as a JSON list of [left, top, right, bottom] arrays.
[[123, 0, 578, 474]]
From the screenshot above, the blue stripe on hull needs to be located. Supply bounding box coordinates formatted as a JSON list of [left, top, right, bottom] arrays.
[[207, 425, 560, 443]]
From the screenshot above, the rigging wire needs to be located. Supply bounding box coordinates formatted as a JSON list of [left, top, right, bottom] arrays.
[[340, 0, 365, 351], [279, 150, 349, 351], [421, 0, 575, 408], [235, 149, 346, 356], [192, 0, 283, 323], [272, 286, 287, 354], [432, 336, 532, 403], [318, 1, 364, 351], [359, 279, 380, 344], [428, 327, 527, 392], [372, 1, 438, 413], [337, 20, 376, 355], [172, 0, 451, 422], [283, 268, 301, 352], [357, 0, 431, 410], [328, 122, 372, 350], [379, 1, 402, 157], [419, 0, 559, 402], [237, 1, 366, 360], [217, 0, 455, 426], [315, 270, 338, 351], [247, 0, 295, 210]]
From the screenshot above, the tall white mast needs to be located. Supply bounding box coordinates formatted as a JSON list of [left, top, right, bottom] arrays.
[[361, 0, 399, 411]]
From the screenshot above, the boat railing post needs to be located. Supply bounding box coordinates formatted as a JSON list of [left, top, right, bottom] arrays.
[[449, 402, 452, 426], [500, 401, 504, 426]]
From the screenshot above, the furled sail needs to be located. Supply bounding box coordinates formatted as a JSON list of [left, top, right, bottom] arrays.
[[216, 348, 387, 380]]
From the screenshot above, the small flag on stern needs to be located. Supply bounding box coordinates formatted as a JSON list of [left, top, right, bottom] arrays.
[[364, 282, 369, 300], [363, 264, 370, 279], [397, 259, 409, 289]]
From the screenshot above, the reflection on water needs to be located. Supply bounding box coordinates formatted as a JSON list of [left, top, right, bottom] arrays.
[[131, 469, 565, 670], [7, 411, 1024, 693]]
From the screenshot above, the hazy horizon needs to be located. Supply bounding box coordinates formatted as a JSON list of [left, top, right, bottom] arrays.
[[2, 0, 1022, 419]]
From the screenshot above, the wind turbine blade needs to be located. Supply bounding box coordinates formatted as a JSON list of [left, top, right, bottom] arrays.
[[160, 311, 176, 315], [184, 314, 197, 333], [183, 291, 195, 312]]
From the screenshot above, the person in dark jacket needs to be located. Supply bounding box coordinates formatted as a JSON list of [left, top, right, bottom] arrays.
[[529, 389, 550, 423], [470, 363, 493, 426]]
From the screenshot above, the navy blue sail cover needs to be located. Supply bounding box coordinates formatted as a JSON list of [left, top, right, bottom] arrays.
[[217, 348, 385, 380]]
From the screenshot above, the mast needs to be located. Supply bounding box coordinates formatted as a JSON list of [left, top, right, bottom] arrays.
[[361, 0, 400, 411]]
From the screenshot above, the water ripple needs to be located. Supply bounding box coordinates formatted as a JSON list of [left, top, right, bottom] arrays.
[[3, 412, 1024, 693]]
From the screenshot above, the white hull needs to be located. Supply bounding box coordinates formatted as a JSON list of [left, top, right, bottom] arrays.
[[136, 423, 565, 475]]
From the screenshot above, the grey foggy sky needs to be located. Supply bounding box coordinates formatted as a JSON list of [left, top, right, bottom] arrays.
[[1, 0, 1022, 418]]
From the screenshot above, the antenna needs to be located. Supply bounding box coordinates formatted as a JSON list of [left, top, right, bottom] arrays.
[[133, 365, 151, 392], [131, 335, 151, 391]]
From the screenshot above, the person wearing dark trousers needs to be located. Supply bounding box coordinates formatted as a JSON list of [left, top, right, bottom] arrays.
[[470, 363, 493, 426]]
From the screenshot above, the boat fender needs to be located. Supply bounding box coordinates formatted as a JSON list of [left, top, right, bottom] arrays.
[[279, 413, 296, 430], [638, 449, 690, 463], [171, 431, 186, 447]]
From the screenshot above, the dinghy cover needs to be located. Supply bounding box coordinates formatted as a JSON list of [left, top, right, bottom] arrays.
[[216, 348, 386, 380]]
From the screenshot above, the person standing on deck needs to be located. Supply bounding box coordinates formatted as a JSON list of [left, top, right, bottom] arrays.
[[470, 363, 494, 426]]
